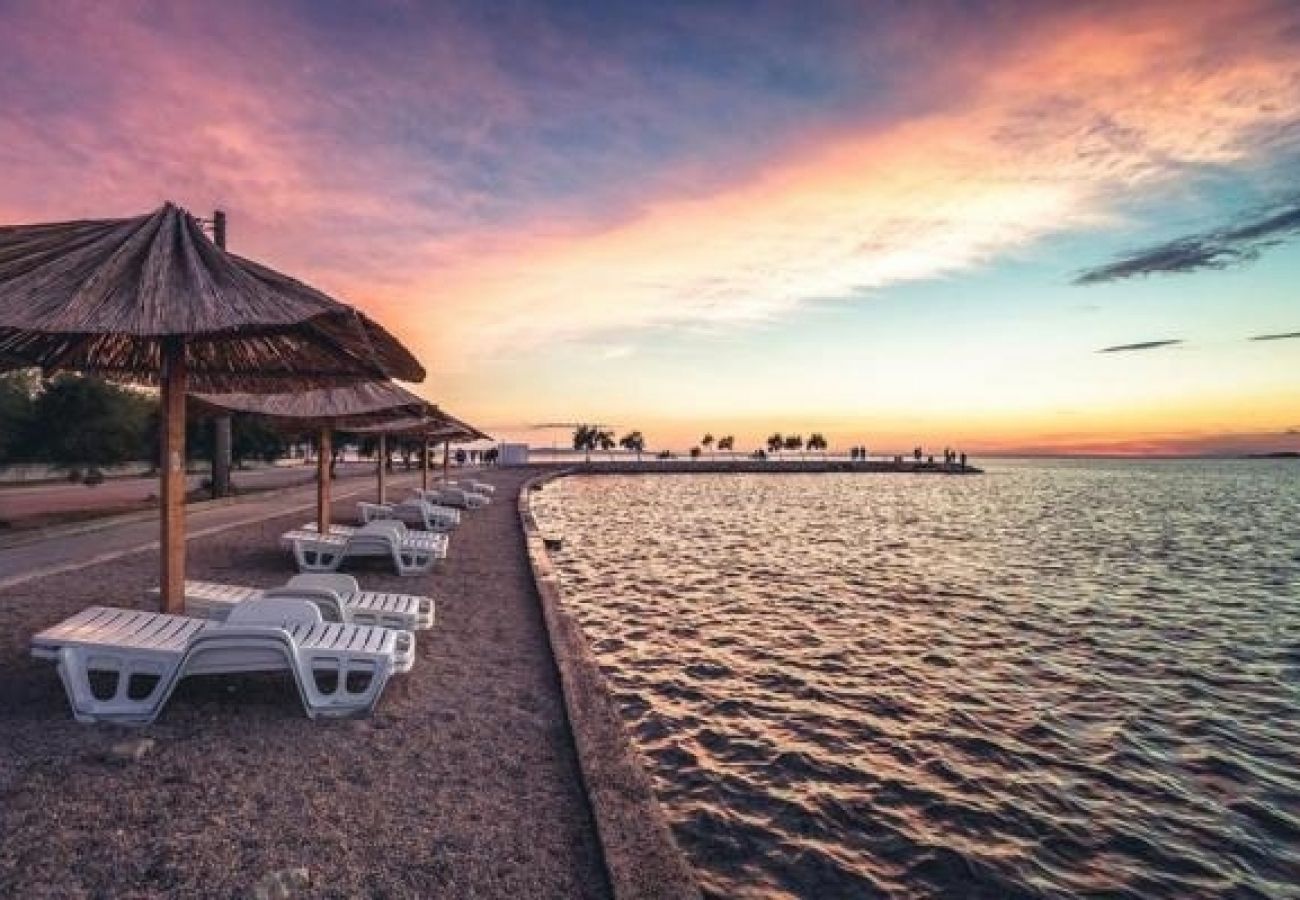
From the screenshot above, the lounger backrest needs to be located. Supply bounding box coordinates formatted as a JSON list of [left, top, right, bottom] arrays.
[[357, 520, 406, 539], [226, 597, 324, 627], [357, 501, 396, 523], [262, 587, 347, 623], [287, 573, 361, 596]]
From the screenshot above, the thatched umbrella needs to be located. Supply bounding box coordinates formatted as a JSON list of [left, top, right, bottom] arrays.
[[432, 412, 492, 483], [190, 382, 433, 533], [0, 203, 424, 611], [350, 411, 491, 490]]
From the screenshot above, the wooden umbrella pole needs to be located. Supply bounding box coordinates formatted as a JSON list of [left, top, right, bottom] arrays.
[[377, 432, 387, 504], [442, 440, 450, 481], [159, 336, 187, 613], [422, 436, 430, 492], [317, 427, 332, 535], [210, 210, 233, 499]]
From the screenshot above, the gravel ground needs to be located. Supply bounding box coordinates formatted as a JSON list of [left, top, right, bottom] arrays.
[[0, 469, 611, 898]]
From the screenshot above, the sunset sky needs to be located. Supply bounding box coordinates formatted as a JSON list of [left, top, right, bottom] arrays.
[[1, 0, 1297, 455]]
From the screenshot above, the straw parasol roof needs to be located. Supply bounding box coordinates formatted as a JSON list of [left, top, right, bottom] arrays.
[[0, 203, 424, 390], [190, 381, 431, 428], [191, 381, 456, 529], [0, 202, 427, 613], [348, 411, 492, 442], [347, 409, 492, 499], [439, 411, 492, 443]]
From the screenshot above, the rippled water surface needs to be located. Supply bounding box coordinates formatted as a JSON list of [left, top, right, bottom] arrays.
[[532, 460, 1300, 898]]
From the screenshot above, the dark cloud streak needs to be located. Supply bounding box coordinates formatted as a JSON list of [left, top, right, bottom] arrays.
[[1075, 197, 1300, 284], [1097, 339, 1183, 353], [1249, 331, 1300, 341]]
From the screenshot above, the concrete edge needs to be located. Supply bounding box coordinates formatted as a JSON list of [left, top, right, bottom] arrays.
[[518, 470, 702, 900]]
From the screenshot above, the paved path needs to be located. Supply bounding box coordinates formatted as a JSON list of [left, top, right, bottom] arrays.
[[0, 470, 424, 588], [0, 461, 384, 523]]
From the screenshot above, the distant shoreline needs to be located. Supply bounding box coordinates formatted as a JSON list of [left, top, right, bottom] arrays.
[[525, 450, 1298, 463], [974, 452, 1299, 460], [564, 459, 982, 475]]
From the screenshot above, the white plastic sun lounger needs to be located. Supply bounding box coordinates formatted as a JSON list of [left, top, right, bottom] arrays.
[[282, 520, 448, 551], [31, 599, 414, 724], [358, 498, 460, 532], [444, 479, 496, 496], [416, 486, 489, 510], [153, 573, 434, 633], [285, 520, 447, 576]]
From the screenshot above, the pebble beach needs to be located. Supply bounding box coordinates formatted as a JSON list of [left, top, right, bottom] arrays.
[[0, 470, 613, 897]]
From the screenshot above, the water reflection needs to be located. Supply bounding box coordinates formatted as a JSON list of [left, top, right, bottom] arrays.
[[533, 460, 1300, 898]]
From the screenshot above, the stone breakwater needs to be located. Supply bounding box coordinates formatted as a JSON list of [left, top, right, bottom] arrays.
[[567, 460, 981, 475], [519, 469, 701, 900]]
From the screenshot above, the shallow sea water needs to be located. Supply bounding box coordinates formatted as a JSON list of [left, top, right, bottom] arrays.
[[532, 460, 1300, 899]]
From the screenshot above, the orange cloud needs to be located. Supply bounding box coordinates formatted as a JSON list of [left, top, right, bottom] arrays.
[[370, 0, 1299, 371]]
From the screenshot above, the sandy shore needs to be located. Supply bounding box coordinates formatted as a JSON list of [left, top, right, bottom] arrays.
[[0, 469, 610, 898]]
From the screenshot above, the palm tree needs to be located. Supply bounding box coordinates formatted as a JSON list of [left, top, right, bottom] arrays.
[[717, 435, 734, 456], [619, 430, 645, 460], [807, 433, 828, 457], [701, 433, 714, 458], [572, 423, 597, 462], [596, 429, 616, 460], [784, 434, 804, 457], [766, 432, 784, 456]]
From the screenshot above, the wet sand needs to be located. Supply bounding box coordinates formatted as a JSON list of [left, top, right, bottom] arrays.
[[0, 469, 611, 898]]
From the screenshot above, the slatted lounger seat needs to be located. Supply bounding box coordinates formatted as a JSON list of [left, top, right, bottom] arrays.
[[461, 480, 496, 495], [439, 479, 496, 496], [285, 521, 450, 548], [281, 522, 448, 552], [31, 599, 414, 724], [168, 573, 434, 632], [284, 521, 447, 576], [416, 486, 489, 510], [358, 498, 460, 532]]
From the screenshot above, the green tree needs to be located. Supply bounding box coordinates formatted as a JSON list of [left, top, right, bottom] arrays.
[[0, 370, 38, 464], [689, 445, 702, 459], [784, 434, 804, 457], [807, 433, 828, 456], [573, 424, 613, 462], [596, 429, 616, 460], [717, 435, 735, 454], [572, 424, 594, 461], [701, 433, 714, 456], [766, 432, 784, 455], [232, 414, 287, 465], [618, 430, 646, 460], [34, 374, 154, 474]]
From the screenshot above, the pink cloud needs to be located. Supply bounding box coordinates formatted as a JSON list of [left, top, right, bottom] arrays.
[[381, 0, 1300, 369], [0, 0, 1296, 408]]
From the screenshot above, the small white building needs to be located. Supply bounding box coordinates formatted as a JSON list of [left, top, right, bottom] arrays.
[[497, 443, 530, 466]]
